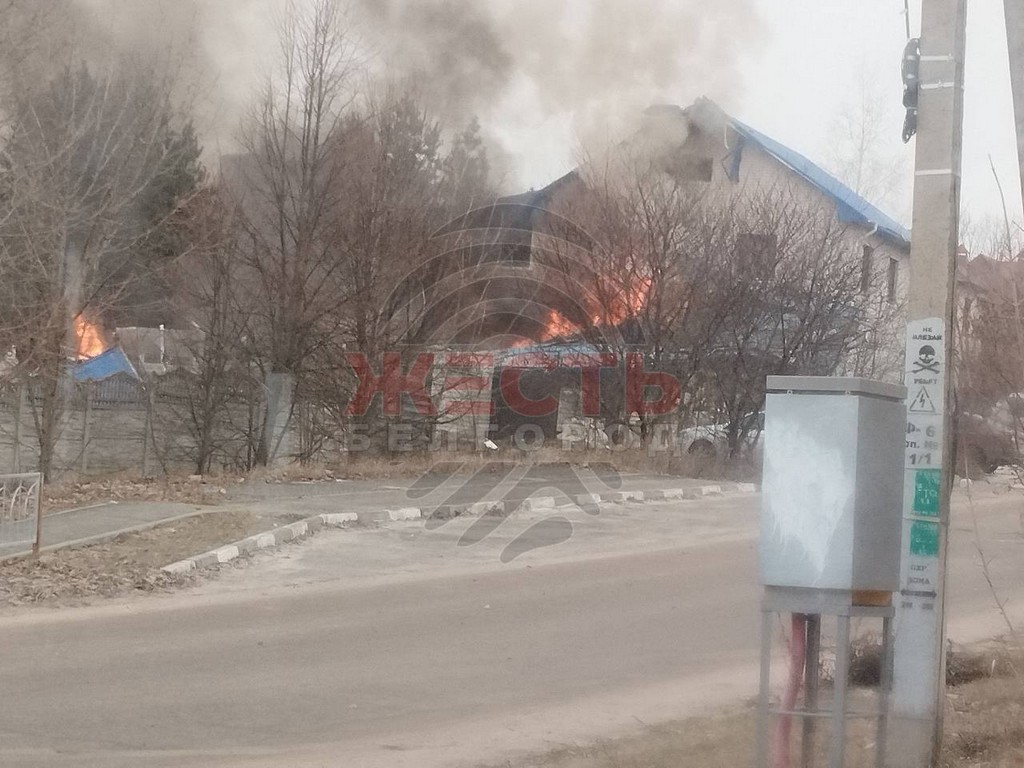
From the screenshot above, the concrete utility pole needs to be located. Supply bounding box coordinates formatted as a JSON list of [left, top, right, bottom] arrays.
[[1005, 0, 1024, 213], [888, 0, 967, 765]]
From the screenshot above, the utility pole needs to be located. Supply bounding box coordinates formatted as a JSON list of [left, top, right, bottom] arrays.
[[1005, 0, 1024, 213], [888, 0, 967, 765]]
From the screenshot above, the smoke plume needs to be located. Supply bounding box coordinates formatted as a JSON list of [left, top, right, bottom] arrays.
[[67, 0, 764, 184]]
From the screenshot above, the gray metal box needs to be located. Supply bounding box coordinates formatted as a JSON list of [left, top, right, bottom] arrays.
[[760, 376, 906, 592]]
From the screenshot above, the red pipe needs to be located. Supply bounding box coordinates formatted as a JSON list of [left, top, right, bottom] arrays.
[[773, 613, 807, 768]]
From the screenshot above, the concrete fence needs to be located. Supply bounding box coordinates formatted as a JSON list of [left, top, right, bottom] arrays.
[[0, 378, 276, 480]]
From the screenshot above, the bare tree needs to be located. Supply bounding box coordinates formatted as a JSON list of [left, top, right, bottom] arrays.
[[826, 75, 911, 222], [229, 1, 498, 461], [164, 183, 261, 474], [531, 140, 904, 460], [0, 39, 198, 478], [234, 0, 360, 379], [537, 154, 743, 446], [704, 188, 902, 458], [302, 86, 497, 456]]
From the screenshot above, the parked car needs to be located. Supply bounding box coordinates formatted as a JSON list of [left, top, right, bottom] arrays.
[[678, 411, 764, 460], [956, 394, 1023, 477]]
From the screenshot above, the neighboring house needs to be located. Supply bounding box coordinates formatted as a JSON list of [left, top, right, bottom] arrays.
[[950, 251, 1024, 472], [115, 326, 202, 377], [473, 97, 911, 378], [956, 251, 1024, 404]]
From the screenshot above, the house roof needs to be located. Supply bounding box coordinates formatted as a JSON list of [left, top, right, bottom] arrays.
[[70, 346, 140, 383], [958, 253, 1024, 299], [727, 117, 911, 249], [509, 101, 912, 252]]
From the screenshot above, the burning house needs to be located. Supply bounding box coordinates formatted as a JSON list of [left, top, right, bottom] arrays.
[[415, 98, 911, 452]]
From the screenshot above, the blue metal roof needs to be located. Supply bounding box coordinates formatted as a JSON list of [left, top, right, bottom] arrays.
[[70, 347, 140, 382], [729, 119, 911, 249]]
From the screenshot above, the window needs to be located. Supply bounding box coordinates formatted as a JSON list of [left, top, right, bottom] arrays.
[[887, 258, 898, 303], [860, 245, 874, 294], [735, 233, 778, 278], [664, 154, 713, 182], [479, 228, 532, 266]]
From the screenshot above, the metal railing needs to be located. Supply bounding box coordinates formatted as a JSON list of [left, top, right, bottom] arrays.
[[0, 472, 42, 553]]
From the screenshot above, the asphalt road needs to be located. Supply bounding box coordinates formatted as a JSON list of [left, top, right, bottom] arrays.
[[0, 488, 1020, 768]]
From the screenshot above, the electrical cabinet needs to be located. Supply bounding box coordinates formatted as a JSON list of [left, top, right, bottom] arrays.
[[759, 376, 906, 592]]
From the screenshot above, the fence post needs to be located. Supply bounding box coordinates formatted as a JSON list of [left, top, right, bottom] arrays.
[[142, 388, 154, 477], [13, 382, 25, 474], [80, 384, 92, 475], [32, 473, 43, 557]]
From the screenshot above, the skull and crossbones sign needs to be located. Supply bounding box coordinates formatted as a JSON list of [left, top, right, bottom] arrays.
[[912, 345, 939, 374]]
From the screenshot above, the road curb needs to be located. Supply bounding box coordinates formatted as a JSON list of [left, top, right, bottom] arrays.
[[161, 513, 357, 575], [160, 481, 758, 574]]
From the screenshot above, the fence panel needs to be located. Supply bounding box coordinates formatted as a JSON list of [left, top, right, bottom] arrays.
[[0, 472, 41, 550]]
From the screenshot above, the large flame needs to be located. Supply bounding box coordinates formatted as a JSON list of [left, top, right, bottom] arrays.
[[74, 315, 108, 360], [540, 275, 651, 342]]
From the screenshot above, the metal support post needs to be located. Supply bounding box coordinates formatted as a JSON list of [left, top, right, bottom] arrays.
[[877, 616, 894, 768], [802, 614, 821, 768], [829, 615, 851, 768], [758, 607, 773, 768]]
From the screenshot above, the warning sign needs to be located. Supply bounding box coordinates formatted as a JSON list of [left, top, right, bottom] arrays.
[[908, 386, 937, 413], [905, 319, 944, 417]]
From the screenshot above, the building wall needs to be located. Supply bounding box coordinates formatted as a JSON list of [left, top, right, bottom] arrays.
[[694, 133, 910, 382]]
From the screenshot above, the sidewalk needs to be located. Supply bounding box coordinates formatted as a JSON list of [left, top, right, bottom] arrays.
[[0, 501, 217, 560], [1, 467, 754, 561]]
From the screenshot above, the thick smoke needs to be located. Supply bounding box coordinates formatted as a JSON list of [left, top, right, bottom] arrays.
[[67, 0, 764, 183], [357, 0, 763, 159]]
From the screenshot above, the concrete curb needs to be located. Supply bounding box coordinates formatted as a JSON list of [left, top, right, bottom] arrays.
[[161, 481, 759, 574], [161, 513, 358, 575]]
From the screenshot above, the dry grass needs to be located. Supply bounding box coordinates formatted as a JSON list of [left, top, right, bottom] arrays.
[[32, 442, 759, 509], [42, 474, 226, 512], [0, 510, 264, 608], [941, 672, 1024, 766], [339, 445, 760, 482]]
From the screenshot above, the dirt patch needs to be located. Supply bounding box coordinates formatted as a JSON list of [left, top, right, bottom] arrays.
[[498, 709, 756, 768], [501, 646, 1024, 768], [0, 509, 265, 609]]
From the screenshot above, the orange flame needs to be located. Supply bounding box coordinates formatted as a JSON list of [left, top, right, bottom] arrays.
[[74, 315, 107, 360], [540, 275, 651, 341]]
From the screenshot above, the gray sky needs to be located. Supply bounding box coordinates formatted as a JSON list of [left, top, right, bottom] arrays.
[[740, 0, 1021, 233]]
